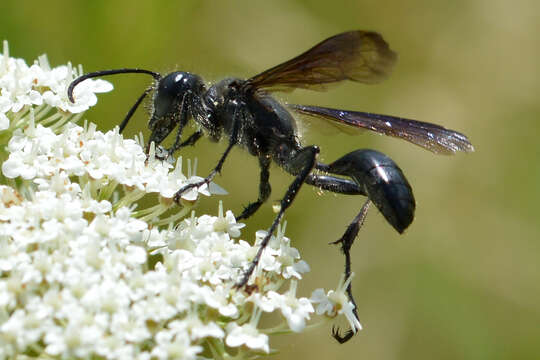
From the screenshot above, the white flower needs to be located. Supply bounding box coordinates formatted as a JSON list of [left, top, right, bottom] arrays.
[[212, 202, 245, 238], [151, 326, 202, 360], [277, 238, 310, 279], [268, 280, 314, 332], [226, 321, 269, 353], [181, 314, 225, 340], [310, 288, 335, 315], [0, 41, 112, 116], [0, 111, 9, 130], [311, 273, 362, 333], [252, 223, 309, 280], [42, 64, 113, 113]]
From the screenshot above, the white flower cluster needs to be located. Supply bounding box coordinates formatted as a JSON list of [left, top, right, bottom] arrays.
[[0, 40, 111, 131], [0, 41, 361, 360], [1, 121, 226, 203], [0, 182, 311, 358]]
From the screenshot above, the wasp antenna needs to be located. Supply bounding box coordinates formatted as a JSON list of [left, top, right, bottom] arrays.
[[118, 88, 152, 133], [67, 68, 161, 103]]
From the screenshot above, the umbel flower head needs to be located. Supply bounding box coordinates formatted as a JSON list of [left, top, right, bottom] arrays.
[[0, 41, 360, 360]]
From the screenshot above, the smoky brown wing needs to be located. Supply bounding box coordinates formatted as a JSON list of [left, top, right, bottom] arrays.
[[291, 104, 474, 155], [245, 31, 397, 91]]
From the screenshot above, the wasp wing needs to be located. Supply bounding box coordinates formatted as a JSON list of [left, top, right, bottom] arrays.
[[291, 104, 474, 155], [245, 31, 397, 92]]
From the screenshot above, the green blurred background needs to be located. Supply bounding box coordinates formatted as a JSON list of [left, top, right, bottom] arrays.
[[2, 0, 538, 359]]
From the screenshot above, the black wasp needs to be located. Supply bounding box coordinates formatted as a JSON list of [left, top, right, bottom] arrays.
[[68, 31, 474, 343]]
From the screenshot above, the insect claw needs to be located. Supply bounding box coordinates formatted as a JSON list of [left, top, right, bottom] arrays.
[[331, 325, 355, 344]]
